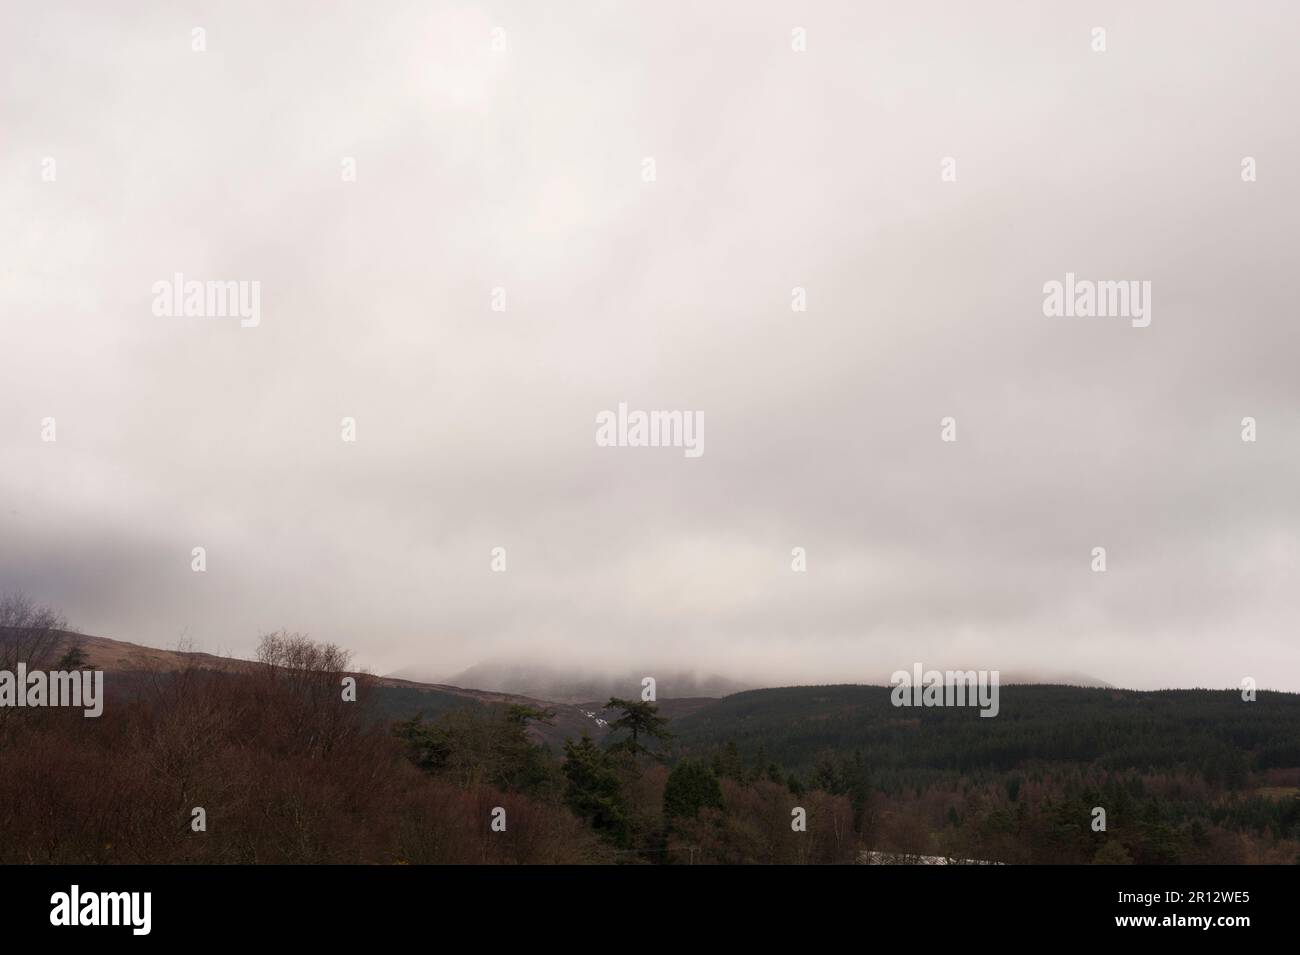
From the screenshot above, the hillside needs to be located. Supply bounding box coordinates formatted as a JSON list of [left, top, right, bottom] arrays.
[[668, 683, 1300, 782], [399, 660, 1111, 702], [12, 629, 1292, 782], [4, 627, 1299, 865], [2, 627, 718, 751]]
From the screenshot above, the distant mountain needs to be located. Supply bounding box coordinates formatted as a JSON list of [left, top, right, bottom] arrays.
[[396, 660, 1111, 699], [392, 660, 754, 704], [993, 670, 1111, 688], [13, 628, 1117, 758]]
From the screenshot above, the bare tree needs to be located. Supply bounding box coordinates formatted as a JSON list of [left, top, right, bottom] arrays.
[[254, 630, 361, 758], [0, 593, 82, 734], [0, 592, 75, 673], [255, 629, 351, 679]]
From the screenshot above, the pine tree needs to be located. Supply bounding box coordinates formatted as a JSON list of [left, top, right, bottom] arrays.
[[563, 733, 630, 845], [663, 759, 724, 822], [603, 697, 672, 760]]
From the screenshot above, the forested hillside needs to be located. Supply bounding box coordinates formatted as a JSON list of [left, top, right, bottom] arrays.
[[4, 620, 1297, 865], [670, 684, 1300, 782], [667, 685, 1300, 863]]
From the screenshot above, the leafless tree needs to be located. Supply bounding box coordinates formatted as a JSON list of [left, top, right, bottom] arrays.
[[0, 592, 76, 673], [254, 630, 363, 758]]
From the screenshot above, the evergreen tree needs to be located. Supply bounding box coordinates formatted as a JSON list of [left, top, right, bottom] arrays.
[[812, 749, 844, 794], [603, 697, 672, 760], [505, 703, 554, 727], [55, 644, 89, 670], [563, 733, 630, 845], [663, 759, 724, 822], [845, 750, 872, 832], [712, 740, 743, 780]]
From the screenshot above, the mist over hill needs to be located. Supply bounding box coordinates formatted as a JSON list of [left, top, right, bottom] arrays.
[[387, 659, 1111, 703], [389, 660, 755, 703]]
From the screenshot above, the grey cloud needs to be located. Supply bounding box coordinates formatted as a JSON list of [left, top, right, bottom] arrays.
[[2, 1, 1298, 691]]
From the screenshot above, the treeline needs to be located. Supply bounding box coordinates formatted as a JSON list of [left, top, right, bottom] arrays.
[[392, 696, 859, 863], [853, 768, 1300, 864], [3, 601, 1297, 865], [669, 684, 1300, 782], [668, 685, 1300, 864], [0, 622, 855, 863], [0, 630, 599, 863]]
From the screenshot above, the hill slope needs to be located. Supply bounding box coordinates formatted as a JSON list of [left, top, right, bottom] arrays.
[[3, 627, 719, 751], [669, 684, 1300, 781]]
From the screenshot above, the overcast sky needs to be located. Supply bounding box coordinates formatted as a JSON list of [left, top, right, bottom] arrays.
[[3, 1, 1298, 690]]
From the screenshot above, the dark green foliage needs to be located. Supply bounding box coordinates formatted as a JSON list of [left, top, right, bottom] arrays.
[[670, 685, 1300, 783], [393, 706, 560, 796], [563, 733, 631, 845], [712, 740, 744, 780], [55, 645, 89, 670], [666, 684, 1300, 860], [367, 685, 495, 724], [506, 703, 554, 726], [663, 759, 724, 822], [603, 697, 672, 759], [393, 713, 453, 773]]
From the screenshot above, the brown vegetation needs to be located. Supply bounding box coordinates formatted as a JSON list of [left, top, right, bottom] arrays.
[[0, 631, 603, 863]]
